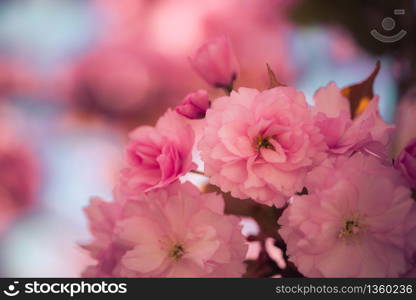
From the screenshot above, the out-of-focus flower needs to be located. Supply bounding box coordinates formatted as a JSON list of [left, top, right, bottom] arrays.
[[63, 0, 296, 119], [190, 36, 239, 90], [279, 153, 416, 277], [313, 82, 394, 158], [0, 60, 38, 99], [120, 110, 196, 196], [328, 28, 361, 63], [176, 90, 210, 119], [393, 88, 416, 155], [198, 87, 327, 207], [60, 47, 181, 118], [82, 182, 248, 277], [395, 138, 416, 189], [0, 123, 39, 233]]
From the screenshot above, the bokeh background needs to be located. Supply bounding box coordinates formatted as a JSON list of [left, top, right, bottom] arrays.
[[0, 0, 414, 277]]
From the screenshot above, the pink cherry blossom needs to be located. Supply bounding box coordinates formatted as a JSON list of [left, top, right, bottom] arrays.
[[81, 197, 123, 277], [394, 88, 416, 153], [176, 90, 211, 119], [198, 87, 327, 207], [120, 110, 196, 196], [313, 82, 394, 158], [190, 36, 239, 89], [279, 153, 416, 277], [395, 137, 416, 188], [82, 182, 248, 277], [0, 123, 39, 234], [82, 197, 121, 259]]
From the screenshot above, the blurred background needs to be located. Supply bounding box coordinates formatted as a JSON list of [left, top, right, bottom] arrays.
[[0, 0, 414, 277]]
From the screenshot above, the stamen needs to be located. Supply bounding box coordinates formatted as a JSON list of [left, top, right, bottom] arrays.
[[255, 135, 274, 151], [169, 244, 185, 260], [338, 216, 364, 240]]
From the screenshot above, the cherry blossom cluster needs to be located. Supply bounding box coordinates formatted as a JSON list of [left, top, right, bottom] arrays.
[[83, 36, 416, 277]]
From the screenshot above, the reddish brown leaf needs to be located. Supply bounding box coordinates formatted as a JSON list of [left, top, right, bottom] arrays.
[[341, 61, 381, 118], [266, 63, 286, 89]]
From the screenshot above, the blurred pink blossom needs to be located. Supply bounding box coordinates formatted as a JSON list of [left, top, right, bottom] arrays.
[[395, 138, 416, 189], [82, 182, 248, 277], [63, 0, 296, 118], [120, 110, 196, 196], [0, 122, 39, 233], [394, 88, 416, 155], [59, 47, 181, 118], [0, 60, 38, 99], [280, 153, 416, 277], [198, 87, 327, 207], [176, 90, 210, 119], [190, 36, 239, 89], [328, 28, 361, 63]]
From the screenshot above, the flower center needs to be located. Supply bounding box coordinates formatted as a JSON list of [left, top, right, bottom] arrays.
[[169, 244, 185, 261], [338, 216, 365, 241], [255, 135, 274, 151]]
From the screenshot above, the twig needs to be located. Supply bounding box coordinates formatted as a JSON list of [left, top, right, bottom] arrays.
[[190, 170, 205, 176]]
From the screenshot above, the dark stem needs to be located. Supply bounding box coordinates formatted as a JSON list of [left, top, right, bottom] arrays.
[[190, 170, 205, 176]]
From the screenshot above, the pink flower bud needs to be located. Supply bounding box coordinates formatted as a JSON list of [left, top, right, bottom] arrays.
[[175, 90, 211, 119], [395, 137, 416, 188], [190, 36, 239, 89]]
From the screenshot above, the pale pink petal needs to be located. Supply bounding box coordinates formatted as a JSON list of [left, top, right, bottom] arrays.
[[313, 82, 350, 117], [122, 245, 166, 273]]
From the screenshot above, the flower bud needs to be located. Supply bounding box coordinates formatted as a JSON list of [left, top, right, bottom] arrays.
[[175, 90, 210, 119], [190, 36, 239, 91]]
